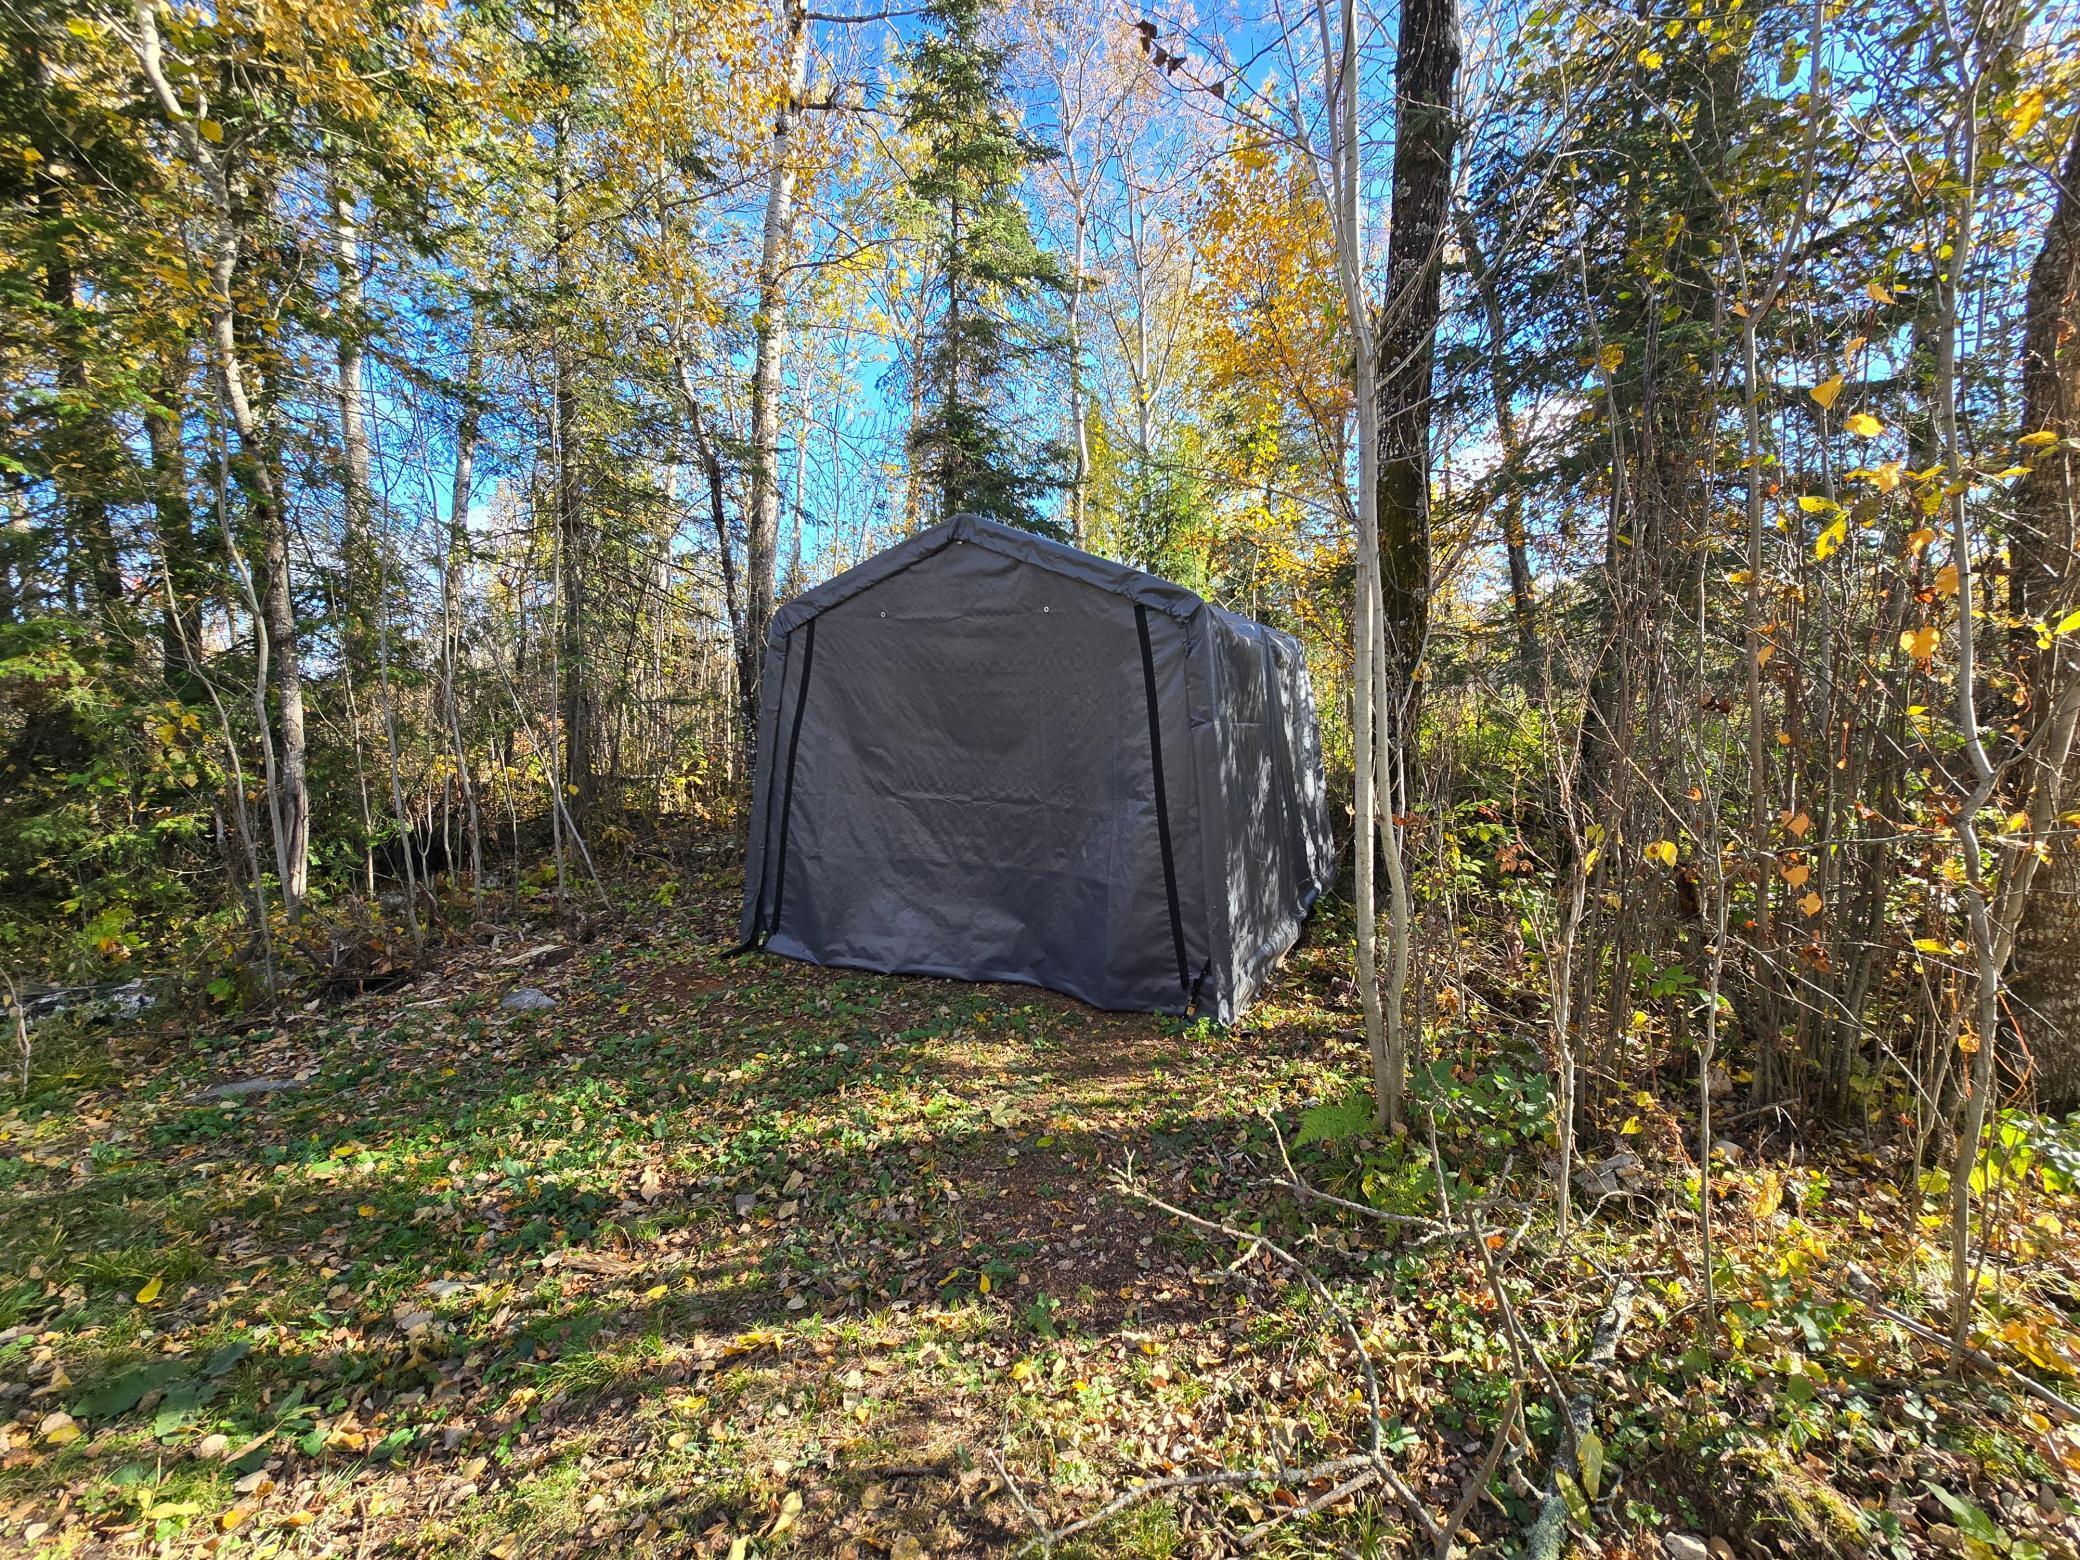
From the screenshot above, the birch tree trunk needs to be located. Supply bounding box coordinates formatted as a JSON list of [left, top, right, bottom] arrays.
[[1304, 0, 1390, 1124], [744, 0, 813, 741], [1066, 207, 1091, 548], [333, 183, 377, 683], [128, 0, 309, 914]]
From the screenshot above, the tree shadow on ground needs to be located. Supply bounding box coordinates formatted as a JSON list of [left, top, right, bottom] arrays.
[[0, 869, 1365, 1556]]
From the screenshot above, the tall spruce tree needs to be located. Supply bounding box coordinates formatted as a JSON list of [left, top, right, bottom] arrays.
[[900, 0, 1062, 532]]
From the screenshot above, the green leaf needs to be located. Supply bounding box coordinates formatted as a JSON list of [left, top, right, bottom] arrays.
[[73, 1360, 184, 1420], [204, 1340, 250, 1377], [152, 1378, 219, 1437], [1925, 1483, 2004, 1548], [1577, 1428, 1604, 1500]]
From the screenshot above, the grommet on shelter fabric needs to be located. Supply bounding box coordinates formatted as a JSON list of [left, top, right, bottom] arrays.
[[736, 513, 1336, 1024]]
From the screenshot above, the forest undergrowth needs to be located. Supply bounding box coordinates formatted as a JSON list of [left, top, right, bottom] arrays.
[[1, 843, 2077, 1558]]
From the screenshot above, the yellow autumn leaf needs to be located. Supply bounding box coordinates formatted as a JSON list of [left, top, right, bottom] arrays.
[[1647, 840, 1678, 867], [2010, 87, 2046, 137], [1866, 279, 1894, 305], [1782, 862, 1810, 888], [1810, 373, 1845, 410], [977, 1273, 991, 1294], [1912, 938, 1951, 955], [1798, 890, 1823, 917], [1798, 494, 1836, 514], [2054, 609, 2080, 636], [1844, 412, 1884, 437], [1815, 518, 1848, 560], [1907, 526, 1937, 553], [2019, 429, 2059, 449], [1620, 1116, 1643, 1135], [1636, 47, 1664, 67], [1902, 625, 1938, 663], [1934, 562, 1959, 596], [1753, 1173, 1784, 1218], [1598, 343, 1625, 373], [136, 1274, 164, 1305], [1869, 461, 1903, 492], [41, 1414, 83, 1446]]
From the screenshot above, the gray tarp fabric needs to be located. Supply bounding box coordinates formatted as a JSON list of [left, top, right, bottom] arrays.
[[738, 513, 1336, 1022]]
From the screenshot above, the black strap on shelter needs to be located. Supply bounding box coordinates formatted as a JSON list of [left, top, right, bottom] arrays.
[[1135, 605, 1191, 1002], [731, 619, 815, 955], [765, 616, 816, 941]]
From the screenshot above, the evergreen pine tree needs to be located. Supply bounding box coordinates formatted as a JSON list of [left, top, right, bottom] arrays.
[[900, 0, 1063, 533]]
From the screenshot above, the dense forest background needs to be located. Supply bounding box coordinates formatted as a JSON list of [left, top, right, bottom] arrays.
[[5, 0, 2080, 1314]]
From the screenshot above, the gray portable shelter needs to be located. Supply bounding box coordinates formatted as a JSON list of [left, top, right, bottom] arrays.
[[737, 513, 1336, 1022]]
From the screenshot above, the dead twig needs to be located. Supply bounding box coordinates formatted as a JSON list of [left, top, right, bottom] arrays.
[[1240, 1465, 1384, 1548], [999, 1451, 1379, 1555], [1113, 1162, 1444, 1549], [1436, 1386, 1520, 1560], [1264, 1114, 1528, 1243]]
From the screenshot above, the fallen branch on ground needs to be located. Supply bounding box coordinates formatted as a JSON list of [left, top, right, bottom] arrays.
[[1524, 1275, 1637, 1560], [993, 1451, 1382, 1555], [1868, 1297, 2080, 1425]]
